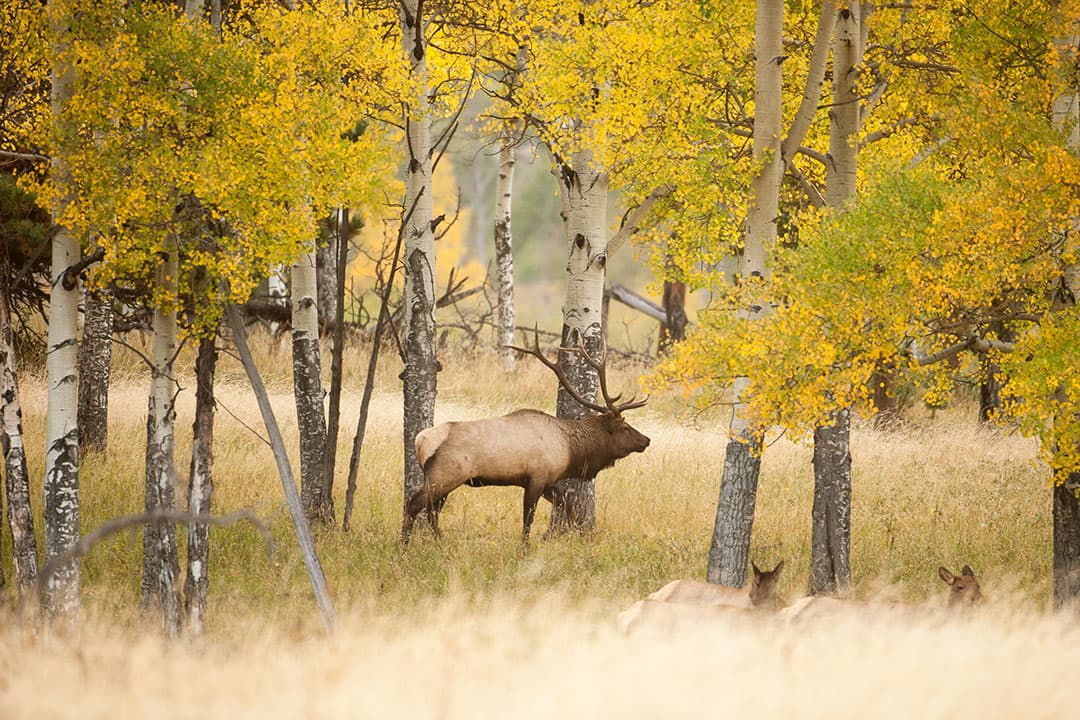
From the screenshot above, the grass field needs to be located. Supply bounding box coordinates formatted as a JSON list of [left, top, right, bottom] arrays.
[[0, 333, 1068, 718]]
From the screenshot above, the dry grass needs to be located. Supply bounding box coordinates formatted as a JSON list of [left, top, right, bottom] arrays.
[[0, 333, 1064, 718]]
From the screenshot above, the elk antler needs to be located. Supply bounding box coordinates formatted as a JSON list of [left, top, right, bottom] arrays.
[[570, 337, 648, 414], [506, 325, 647, 415]]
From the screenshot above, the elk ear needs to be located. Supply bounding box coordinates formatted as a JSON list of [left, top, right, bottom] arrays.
[[961, 565, 975, 577], [771, 559, 784, 576], [751, 561, 762, 576], [939, 567, 956, 585]]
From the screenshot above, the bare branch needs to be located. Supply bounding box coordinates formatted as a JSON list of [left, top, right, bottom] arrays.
[[26, 509, 272, 614], [607, 184, 674, 256], [782, 0, 837, 164]]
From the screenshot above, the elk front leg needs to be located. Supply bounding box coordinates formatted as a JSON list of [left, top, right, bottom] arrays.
[[522, 482, 544, 545]]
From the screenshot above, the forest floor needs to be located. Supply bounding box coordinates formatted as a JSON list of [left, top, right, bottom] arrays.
[[0, 334, 1071, 718]]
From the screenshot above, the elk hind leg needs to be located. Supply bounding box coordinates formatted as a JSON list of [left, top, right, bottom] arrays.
[[402, 483, 438, 545]]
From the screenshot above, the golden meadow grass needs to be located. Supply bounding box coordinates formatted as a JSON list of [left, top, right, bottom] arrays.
[[0, 332, 1065, 718]]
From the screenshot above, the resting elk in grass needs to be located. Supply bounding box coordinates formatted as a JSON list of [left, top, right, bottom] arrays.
[[400, 331, 650, 545], [618, 561, 785, 634]]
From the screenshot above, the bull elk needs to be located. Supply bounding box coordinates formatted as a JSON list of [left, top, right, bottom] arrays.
[[400, 330, 650, 545]]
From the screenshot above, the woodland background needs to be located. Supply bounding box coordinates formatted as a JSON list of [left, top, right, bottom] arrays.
[[2, 1, 1080, 717]]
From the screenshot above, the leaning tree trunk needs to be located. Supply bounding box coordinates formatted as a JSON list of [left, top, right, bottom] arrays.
[[494, 129, 516, 370], [226, 305, 336, 633], [44, 2, 81, 626], [1, 266, 38, 594], [546, 148, 608, 533], [184, 331, 216, 635], [809, 3, 860, 598], [707, 0, 784, 587], [77, 286, 112, 453], [399, 0, 438, 516], [141, 246, 182, 637], [292, 245, 330, 522]]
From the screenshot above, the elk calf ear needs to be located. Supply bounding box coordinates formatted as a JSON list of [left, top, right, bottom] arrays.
[[939, 567, 956, 585], [771, 559, 784, 576], [751, 561, 762, 577], [961, 565, 975, 577]]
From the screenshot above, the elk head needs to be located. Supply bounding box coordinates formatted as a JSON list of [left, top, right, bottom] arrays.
[[508, 326, 649, 454], [938, 565, 985, 608], [750, 560, 785, 609]]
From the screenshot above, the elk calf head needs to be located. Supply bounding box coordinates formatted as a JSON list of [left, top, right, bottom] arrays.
[[938, 565, 984, 608], [749, 560, 785, 609]]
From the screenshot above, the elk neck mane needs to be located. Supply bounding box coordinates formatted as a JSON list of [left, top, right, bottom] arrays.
[[560, 413, 620, 478]]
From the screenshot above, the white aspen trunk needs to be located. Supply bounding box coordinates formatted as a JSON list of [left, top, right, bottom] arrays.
[[494, 131, 516, 370], [550, 148, 609, 531], [810, 4, 862, 599], [291, 245, 330, 521], [267, 267, 288, 307], [399, 0, 438, 514], [707, 0, 784, 587], [1, 269, 39, 594], [141, 245, 181, 637], [44, 2, 81, 626], [184, 332, 216, 635], [825, 7, 861, 207]]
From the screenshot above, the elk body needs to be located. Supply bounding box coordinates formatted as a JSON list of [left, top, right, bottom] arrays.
[[401, 333, 650, 545], [622, 562, 985, 631], [619, 561, 784, 634]]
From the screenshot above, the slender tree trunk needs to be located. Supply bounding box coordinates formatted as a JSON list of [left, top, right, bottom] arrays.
[[809, 4, 861, 597], [707, 0, 784, 586], [979, 324, 1013, 422], [1, 269, 38, 594], [184, 332, 216, 635], [494, 130, 516, 370], [659, 279, 687, 353], [1052, 32, 1080, 609], [1055, 473, 1080, 609], [810, 408, 853, 596], [343, 223, 404, 532], [44, 2, 81, 626], [324, 209, 349, 524], [870, 363, 901, 428], [548, 150, 608, 533], [399, 0, 438, 515], [141, 246, 181, 637], [316, 235, 338, 336], [292, 246, 330, 522], [77, 287, 111, 453]]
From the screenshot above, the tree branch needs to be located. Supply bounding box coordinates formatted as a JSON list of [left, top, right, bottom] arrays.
[[782, 0, 837, 164], [607, 184, 673, 256], [26, 509, 272, 614]]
